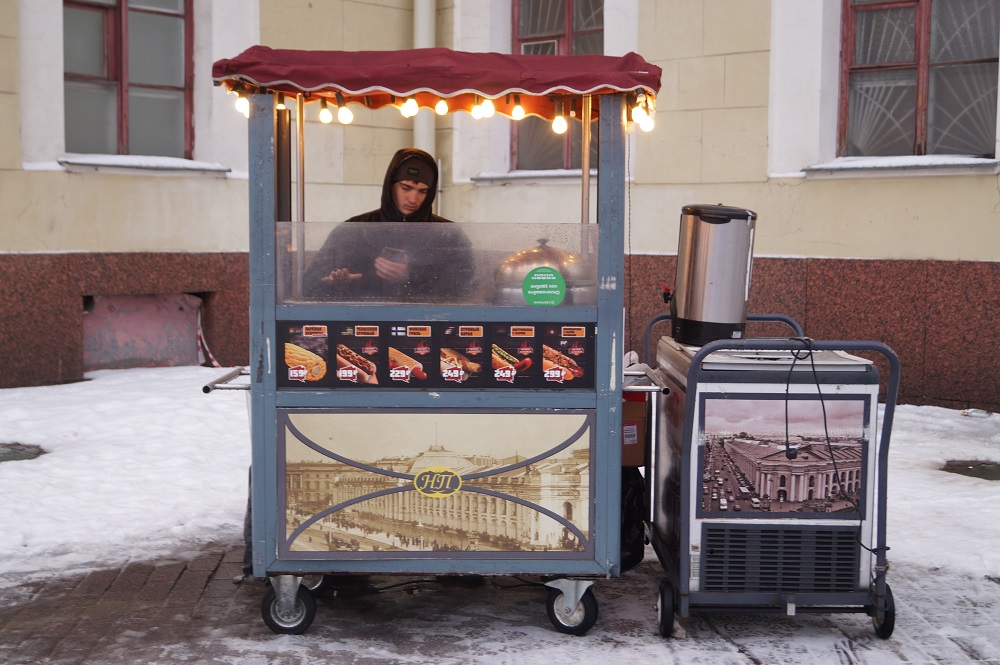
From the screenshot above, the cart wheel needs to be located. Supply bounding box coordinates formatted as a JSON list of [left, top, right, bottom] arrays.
[[546, 587, 599, 636], [261, 585, 316, 634], [656, 579, 675, 638], [300, 574, 334, 596], [872, 584, 895, 639]]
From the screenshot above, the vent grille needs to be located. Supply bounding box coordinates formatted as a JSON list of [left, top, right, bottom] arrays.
[[702, 525, 859, 593]]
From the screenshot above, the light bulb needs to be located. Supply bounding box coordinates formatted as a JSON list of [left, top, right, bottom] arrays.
[[639, 116, 655, 132], [511, 95, 525, 120], [631, 104, 648, 123], [319, 99, 333, 124], [335, 92, 353, 124], [481, 98, 495, 118], [552, 115, 568, 134], [401, 97, 419, 118], [275, 93, 286, 110], [471, 104, 484, 119], [235, 94, 249, 118], [435, 99, 449, 115]]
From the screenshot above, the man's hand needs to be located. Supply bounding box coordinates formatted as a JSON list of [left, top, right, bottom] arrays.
[[320, 268, 363, 284], [374, 255, 409, 283]]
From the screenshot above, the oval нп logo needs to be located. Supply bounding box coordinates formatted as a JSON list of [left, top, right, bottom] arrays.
[[413, 467, 463, 498]]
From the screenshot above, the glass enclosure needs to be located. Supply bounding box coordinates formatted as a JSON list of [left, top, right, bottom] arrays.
[[276, 221, 599, 307]]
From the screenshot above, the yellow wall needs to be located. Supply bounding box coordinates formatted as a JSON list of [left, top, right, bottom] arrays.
[[0, 0, 20, 172], [630, 0, 999, 261], [3, 0, 258, 254], [0, 170, 248, 252], [5, 0, 997, 261]]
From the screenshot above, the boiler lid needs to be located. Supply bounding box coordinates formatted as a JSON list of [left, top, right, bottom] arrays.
[[681, 204, 757, 223]]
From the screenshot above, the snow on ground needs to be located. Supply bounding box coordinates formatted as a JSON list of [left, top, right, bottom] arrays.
[[1, 366, 999, 584], [1, 367, 1000, 664]]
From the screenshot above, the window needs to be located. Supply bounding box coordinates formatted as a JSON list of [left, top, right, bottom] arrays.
[[839, 0, 999, 158], [63, 0, 193, 158], [512, 0, 603, 170]]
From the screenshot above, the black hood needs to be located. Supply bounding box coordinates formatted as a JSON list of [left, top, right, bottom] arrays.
[[379, 148, 438, 222]]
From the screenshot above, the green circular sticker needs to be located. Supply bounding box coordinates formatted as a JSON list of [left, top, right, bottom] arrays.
[[522, 267, 566, 306]]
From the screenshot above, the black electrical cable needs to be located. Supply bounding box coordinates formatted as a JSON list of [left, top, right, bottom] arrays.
[[784, 337, 887, 562]]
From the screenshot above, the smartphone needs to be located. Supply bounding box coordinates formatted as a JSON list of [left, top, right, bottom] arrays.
[[380, 247, 407, 263]]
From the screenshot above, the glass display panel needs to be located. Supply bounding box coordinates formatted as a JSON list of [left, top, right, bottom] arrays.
[[277, 221, 598, 307]]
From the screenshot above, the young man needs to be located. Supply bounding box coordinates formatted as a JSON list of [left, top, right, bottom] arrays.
[[302, 148, 474, 301]]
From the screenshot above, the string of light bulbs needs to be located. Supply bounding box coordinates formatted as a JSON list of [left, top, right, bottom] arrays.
[[228, 87, 654, 134]]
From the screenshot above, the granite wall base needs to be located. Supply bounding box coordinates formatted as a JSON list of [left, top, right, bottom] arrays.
[[3, 252, 997, 411], [0, 252, 248, 388], [625, 255, 1000, 412]]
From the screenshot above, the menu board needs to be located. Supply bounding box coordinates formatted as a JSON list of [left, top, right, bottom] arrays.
[[278, 321, 594, 390]]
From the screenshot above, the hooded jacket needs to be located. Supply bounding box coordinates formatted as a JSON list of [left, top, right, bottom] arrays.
[[302, 148, 474, 301]]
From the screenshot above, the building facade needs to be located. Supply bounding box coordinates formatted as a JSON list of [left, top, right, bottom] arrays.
[[3, 0, 998, 410]]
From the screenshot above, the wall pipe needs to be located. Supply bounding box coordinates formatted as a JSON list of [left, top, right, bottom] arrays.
[[413, 0, 436, 160]]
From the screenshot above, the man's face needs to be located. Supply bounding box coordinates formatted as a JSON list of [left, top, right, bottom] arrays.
[[392, 179, 430, 216]]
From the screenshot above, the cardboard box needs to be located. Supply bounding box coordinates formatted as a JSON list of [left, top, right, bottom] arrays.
[[621, 395, 647, 467]]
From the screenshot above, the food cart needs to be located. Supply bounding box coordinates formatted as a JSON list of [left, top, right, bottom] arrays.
[[211, 46, 661, 635]]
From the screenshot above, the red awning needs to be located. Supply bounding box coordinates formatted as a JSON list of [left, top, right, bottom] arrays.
[[212, 46, 661, 121]]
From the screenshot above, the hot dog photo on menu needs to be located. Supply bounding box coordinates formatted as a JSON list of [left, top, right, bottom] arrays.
[[440, 347, 482, 383], [388, 346, 429, 383], [542, 344, 584, 382], [335, 343, 379, 384], [438, 324, 487, 387], [490, 325, 537, 386]]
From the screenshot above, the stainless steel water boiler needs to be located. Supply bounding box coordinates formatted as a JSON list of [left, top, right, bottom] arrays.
[[670, 204, 757, 346]]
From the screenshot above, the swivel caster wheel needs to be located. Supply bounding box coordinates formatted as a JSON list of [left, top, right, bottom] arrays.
[[546, 586, 599, 636], [261, 584, 316, 634]]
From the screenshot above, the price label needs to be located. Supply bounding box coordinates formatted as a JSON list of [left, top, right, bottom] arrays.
[[390, 366, 411, 382], [494, 366, 516, 383], [337, 366, 358, 383], [544, 367, 565, 383], [442, 365, 464, 382], [288, 365, 307, 382]]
